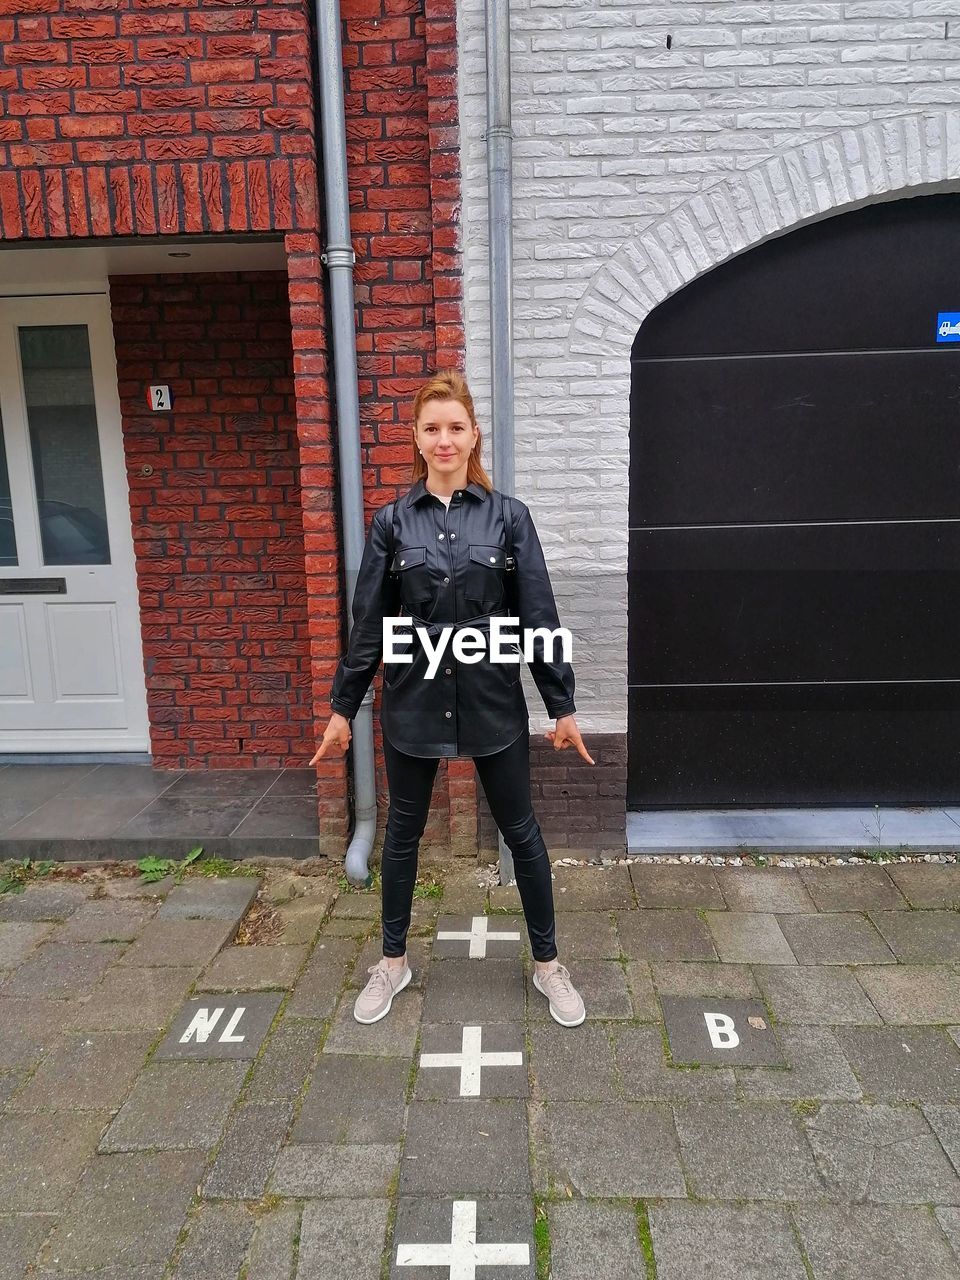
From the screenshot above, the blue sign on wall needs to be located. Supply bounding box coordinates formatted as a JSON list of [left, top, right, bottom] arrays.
[[936, 312, 960, 342]]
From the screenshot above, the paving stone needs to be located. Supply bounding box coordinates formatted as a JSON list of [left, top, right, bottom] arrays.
[[0, 882, 92, 922], [704, 912, 796, 964], [868, 910, 960, 963], [421, 959, 526, 1023], [271, 898, 333, 946], [36, 1150, 205, 1271], [401, 1100, 531, 1194], [854, 965, 960, 1024], [835, 1027, 960, 1101], [99, 1060, 247, 1151], [0, 1212, 57, 1280], [887, 864, 960, 909], [438, 868, 489, 914], [0, 921, 54, 967], [353, 935, 432, 984], [924, 1104, 960, 1175], [64, 965, 200, 1032], [615, 909, 716, 962], [776, 913, 896, 965], [554, 911, 621, 960], [432, 914, 524, 961], [331, 891, 382, 919], [549, 1200, 645, 1280], [415, 1023, 528, 1099], [1, 941, 123, 999], [286, 936, 359, 1018], [651, 961, 759, 1000], [529, 1022, 617, 1100], [100, 874, 174, 899], [245, 1018, 322, 1101], [0, 1071, 24, 1107], [323, 987, 422, 1057], [792, 1204, 959, 1280], [299, 1199, 390, 1280], [647, 1202, 808, 1280], [202, 1101, 292, 1199], [629, 862, 724, 909], [799, 866, 907, 912], [674, 1100, 825, 1200], [391, 1198, 533, 1280], [153, 991, 283, 1060], [805, 1102, 960, 1203], [624, 960, 659, 1019], [534, 1098, 683, 1197], [0, 995, 69, 1068], [935, 1206, 960, 1262], [754, 964, 884, 1025], [319, 915, 375, 938], [0, 1110, 109, 1210], [118, 919, 238, 968], [59, 900, 157, 943], [661, 995, 785, 1067], [243, 1204, 300, 1280], [29, 1267, 164, 1280], [488, 885, 522, 912], [527, 960, 634, 1020], [269, 1144, 399, 1197], [197, 944, 308, 991], [737, 1027, 863, 1101], [156, 876, 260, 921], [551, 866, 634, 910], [714, 868, 817, 913], [612, 1025, 736, 1101], [171, 1202, 257, 1280], [7, 1031, 154, 1111], [294, 1054, 409, 1142]]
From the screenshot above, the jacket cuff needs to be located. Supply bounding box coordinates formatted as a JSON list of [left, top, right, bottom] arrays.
[[330, 697, 358, 720], [548, 699, 577, 718]]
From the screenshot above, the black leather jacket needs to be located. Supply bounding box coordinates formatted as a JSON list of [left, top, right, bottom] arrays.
[[330, 477, 576, 757]]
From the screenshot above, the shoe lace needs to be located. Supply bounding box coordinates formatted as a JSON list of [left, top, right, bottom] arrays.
[[544, 964, 573, 999], [365, 961, 391, 996]]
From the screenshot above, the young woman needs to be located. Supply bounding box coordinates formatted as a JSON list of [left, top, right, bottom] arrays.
[[311, 369, 594, 1028]]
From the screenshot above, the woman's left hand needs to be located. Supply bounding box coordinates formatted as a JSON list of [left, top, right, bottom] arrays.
[[544, 714, 595, 765]]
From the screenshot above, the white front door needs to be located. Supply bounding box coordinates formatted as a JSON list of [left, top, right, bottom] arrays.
[[0, 295, 149, 752]]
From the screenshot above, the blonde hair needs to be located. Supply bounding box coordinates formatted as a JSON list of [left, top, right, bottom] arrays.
[[411, 369, 493, 491]]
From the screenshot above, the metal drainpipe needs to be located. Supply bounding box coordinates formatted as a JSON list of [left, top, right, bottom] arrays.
[[314, 0, 377, 885], [486, 0, 517, 886]]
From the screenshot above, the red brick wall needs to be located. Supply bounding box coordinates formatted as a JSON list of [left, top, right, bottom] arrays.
[[112, 269, 315, 769]]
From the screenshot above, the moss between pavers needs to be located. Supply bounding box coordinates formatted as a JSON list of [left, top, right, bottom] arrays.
[[534, 1197, 551, 1280], [635, 1201, 658, 1279]]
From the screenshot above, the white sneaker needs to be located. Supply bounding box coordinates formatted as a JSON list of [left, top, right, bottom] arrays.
[[353, 958, 412, 1024], [533, 963, 586, 1027]]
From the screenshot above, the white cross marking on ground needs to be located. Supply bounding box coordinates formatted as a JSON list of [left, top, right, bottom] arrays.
[[396, 1199, 530, 1278], [436, 915, 521, 959], [419, 1025, 524, 1097]]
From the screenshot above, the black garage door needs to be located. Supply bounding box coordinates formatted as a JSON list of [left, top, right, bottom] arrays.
[[629, 193, 960, 807]]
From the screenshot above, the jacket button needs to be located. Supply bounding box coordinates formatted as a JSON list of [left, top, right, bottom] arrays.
[[444, 710, 452, 718], [489, 556, 496, 563], [400, 560, 405, 567], [444, 667, 452, 675], [438, 533, 445, 540], [443, 576, 449, 584], [450, 533, 456, 539]]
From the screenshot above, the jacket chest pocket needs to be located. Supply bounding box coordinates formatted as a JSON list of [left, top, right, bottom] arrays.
[[464, 544, 506, 610], [391, 546, 431, 608]]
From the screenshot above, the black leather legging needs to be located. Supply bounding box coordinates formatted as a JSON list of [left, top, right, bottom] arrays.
[[380, 725, 558, 961]]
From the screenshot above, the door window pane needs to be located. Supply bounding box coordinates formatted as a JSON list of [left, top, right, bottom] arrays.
[[0, 409, 15, 566], [19, 325, 110, 566]]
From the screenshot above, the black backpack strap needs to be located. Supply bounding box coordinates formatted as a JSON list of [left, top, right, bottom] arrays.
[[501, 491, 516, 571]]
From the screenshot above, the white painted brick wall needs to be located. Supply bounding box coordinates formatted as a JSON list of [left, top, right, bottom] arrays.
[[456, 0, 960, 734]]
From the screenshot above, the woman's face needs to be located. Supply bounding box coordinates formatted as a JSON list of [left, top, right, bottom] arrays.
[[414, 398, 479, 479]]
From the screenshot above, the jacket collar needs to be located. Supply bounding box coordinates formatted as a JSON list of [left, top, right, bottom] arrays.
[[404, 477, 489, 507]]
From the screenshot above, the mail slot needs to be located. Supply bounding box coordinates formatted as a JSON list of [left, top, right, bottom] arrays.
[[0, 577, 67, 595]]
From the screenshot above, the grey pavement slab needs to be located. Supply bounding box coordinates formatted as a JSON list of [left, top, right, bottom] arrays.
[[0, 921, 54, 967], [551, 865, 635, 910], [530, 1100, 684, 1197], [647, 1202, 809, 1280], [286, 936, 360, 1018], [0, 1110, 110, 1210], [269, 1143, 399, 1197], [197, 943, 308, 991], [157, 876, 260, 922], [170, 1202, 257, 1280], [887, 864, 960, 909], [754, 964, 884, 1025], [629, 862, 724, 909], [704, 912, 796, 964], [835, 1026, 960, 1101], [805, 1101, 960, 1204], [243, 1205, 300, 1280], [36, 1150, 205, 1271], [294, 1054, 409, 1142], [416, 1023, 528, 1099], [612, 1025, 737, 1101], [244, 1018, 322, 1102], [392, 1198, 534, 1280], [923, 1104, 960, 1175], [323, 987, 422, 1056], [624, 960, 659, 1020], [868, 910, 960, 963], [792, 1204, 960, 1280], [651, 960, 759, 1000], [737, 1027, 864, 1101], [615, 908, 717, 962], [99, 1060, 247, 1151], [438, 868, 490, 914], [776, 913, 896, 965], [854, 965, 960, 1024], [7, 1030, 154, 1111], [0, 882, 92, 922], [118, 918, 239, 968], [433, 914, 523, 959], [299, 1198, 390, 1280], [527, 959, 634, 1020], [331, 891, 382, 919], [114, 795, 257, 839], [557, 910, 623, 960], [1, 941, 124, 998], [58, 900, 158, 942], [674, 1100, 826, 1200], [202, 1100, 292, 1199], [715, 868, 818, 913], [549, 1200, 645, 1280], [401, 1099, 531, 1195], [0, 1212, 57, 1280], [64, 965, 201, 1031], [529, 1022, 616, 1100], [421, 958, 526, 1023], [0, 995, 70, 1068], [661, 995, 785, 1066], [935, 1206, 960, 1263], [0, 1071, 24, 1107], [153, 991, 283, 1060], [799, 866, 907, 912]]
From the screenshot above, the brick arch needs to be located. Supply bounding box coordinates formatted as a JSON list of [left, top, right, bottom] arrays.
[[569, 112, 960, 358]]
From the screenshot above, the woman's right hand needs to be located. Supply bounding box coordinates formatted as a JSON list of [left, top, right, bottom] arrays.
[[309, 713, 352, 764]]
